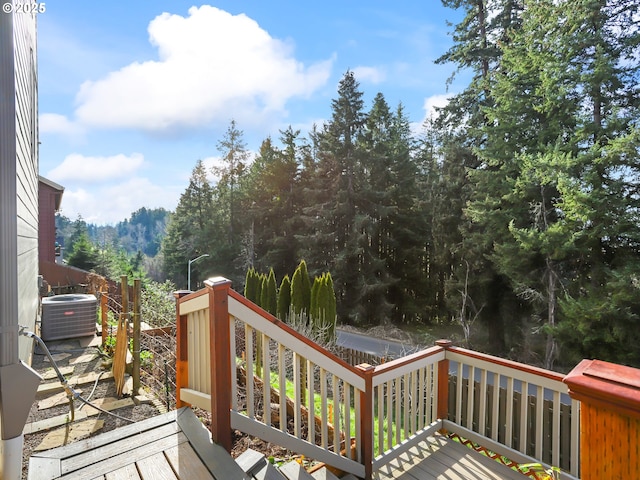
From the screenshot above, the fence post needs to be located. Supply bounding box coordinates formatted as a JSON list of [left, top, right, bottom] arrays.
[[174, 290, 191, 408], [206, 277, 233, 453], [132, 279, 141, 396], [356, 363, 374, 480], [100, 292, 108, 347], [114, 276, 130, 397], [435, 340, 452, 427]]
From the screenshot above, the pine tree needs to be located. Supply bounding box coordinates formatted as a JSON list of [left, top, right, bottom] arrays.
[[462, 0, 640, 367], [161, 160, 216, 288], [244, 130, 304, 280], [436, 0, 526, 352], [551, 0, 640, 366], [214, 120, 249, 243], [301, 71, 367, 323], [66, 230, 99, 272]]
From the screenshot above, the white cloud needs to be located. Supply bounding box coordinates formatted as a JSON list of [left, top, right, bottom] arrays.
[[73, 6, 334, 132], [47, 153, 145, 183], [39, 113, 85, 140], [422, 94, 452, 123], [58, 178, 181, 225], [352, 66, 386, 84]]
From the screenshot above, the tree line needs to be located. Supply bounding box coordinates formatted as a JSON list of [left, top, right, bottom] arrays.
[[161, 0, 640, 369], [55, 207, 170, 281]]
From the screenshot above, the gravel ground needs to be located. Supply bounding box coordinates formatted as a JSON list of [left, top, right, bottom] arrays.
[[21, 336, 162, 480]]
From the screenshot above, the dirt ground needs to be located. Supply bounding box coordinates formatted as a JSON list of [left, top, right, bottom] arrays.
[[21, 336, 160, 480]]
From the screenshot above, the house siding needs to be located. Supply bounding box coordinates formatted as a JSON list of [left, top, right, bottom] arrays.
[[14, 11, 39, 364]]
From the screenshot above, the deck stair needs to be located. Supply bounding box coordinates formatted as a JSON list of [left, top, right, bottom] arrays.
[[236, 448, 359, 480]]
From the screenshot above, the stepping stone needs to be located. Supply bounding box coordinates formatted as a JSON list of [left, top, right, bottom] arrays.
[[38, 389, 83, 410], [70, 353, 97, 365], [37, 371, 114, 396], [41, 365, 74, 380], [50, 343, 78, 352], [34, 419, 104, 451], [44, 353, 71, 363], [24, 397, 134, 434]]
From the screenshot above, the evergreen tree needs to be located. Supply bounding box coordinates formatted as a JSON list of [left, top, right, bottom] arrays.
[[320, 273, 337, 342], [436, 0, 527, 354], [310, 276, 321, 322], [355, 93, 398, 325], [309, 273, 337, 342], [550, 0, 640, 366], [244, 268, 260, 303], [261, 268, 278, 316], [244, 131, 303, 280], [290, 260, 311, 317], [257, 272, 267, 309], [457, 0, 640, 366], [214, 119, 249, 245], [277, 275, 291, 320], [161, 160, 216, 288], [301, 71, 367, 323], [66, 230, 99, 272]]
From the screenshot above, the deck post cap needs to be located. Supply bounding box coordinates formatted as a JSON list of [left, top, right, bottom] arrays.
[[204, 277, 232, 287]]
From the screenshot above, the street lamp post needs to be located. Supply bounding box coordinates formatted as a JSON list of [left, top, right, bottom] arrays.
[[188, 254, 209, 291]]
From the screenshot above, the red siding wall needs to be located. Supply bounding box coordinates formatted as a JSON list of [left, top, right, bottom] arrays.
[[38, 182, 60, 263]]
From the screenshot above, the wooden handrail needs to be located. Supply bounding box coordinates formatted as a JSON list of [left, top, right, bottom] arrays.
[[175, 280, 583, 479], [228, 289, 361, 376], [447, 346, 566, 384], [371, 345, 444, 384]]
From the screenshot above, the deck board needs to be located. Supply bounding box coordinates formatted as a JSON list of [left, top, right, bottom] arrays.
[[28, 407, 250, 480], [164, 442, 215, 479], [104, 464, 141, 479], [374, 434, 526, 480], [136, 452, 178, 480]]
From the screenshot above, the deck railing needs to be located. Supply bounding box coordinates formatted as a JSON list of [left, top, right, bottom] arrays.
[[175, 279, 583, 480], [442, 346, 579, 477]]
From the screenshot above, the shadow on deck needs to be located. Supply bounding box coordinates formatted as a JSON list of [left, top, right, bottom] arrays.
[[374, 434, 525, 480]]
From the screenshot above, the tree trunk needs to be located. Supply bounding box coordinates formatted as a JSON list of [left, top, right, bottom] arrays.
[[544, 258, 557, 370]]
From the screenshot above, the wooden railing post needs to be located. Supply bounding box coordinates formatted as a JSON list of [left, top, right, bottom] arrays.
[[564, 359, 640, 480], [100, 292, 108, 347], [356, 363, 374, 480], [174, 290, 191, 408], [435, 340, 452, 424], [206, 277, 234, 453], [132, 279, 141, 396]]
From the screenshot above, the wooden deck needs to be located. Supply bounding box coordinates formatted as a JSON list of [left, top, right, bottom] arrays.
[[28, 407, 528, 480], [374, 434, 526, 480], [28, 407, 250, 480]]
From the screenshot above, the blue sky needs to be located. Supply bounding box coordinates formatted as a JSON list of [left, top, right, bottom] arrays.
[[38, 1, 467, 225]]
